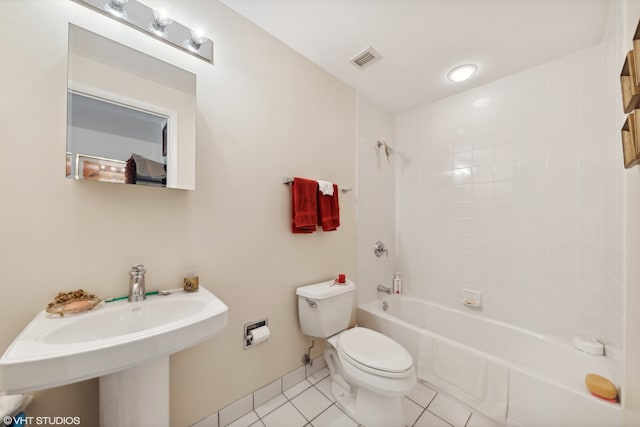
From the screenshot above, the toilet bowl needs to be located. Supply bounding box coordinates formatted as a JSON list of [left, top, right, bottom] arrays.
[[324, 327, 416, 427]]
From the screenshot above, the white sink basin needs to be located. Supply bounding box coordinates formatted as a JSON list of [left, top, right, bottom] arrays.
[[0, 286, 228, 394]]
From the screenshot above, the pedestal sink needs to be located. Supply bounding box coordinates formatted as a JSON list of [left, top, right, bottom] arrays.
[[0, 286, 228, 426]]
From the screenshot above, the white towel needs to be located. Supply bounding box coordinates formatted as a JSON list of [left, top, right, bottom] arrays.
[[418, 333, 509, 424], [432, 338, 487, 400], [317, 180, 334, 196], [0, 393, 32, 418]]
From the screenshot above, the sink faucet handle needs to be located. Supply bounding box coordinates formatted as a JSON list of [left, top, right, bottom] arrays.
[[130, 265, 146, 277]]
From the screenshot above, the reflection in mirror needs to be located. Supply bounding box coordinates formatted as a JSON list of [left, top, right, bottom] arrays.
[[68, 92, 169, 186], [67, 24, 196, 190]]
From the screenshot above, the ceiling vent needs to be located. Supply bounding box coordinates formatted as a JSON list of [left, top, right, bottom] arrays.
[[349, 46, 382, 70]]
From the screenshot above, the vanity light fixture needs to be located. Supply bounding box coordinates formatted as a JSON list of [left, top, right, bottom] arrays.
[[149, 8, 173, 39], [72, 0, 213, 63], [447, 64, 478, 82]]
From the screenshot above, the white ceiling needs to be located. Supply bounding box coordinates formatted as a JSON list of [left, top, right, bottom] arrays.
[[220, 0, 613, 114]]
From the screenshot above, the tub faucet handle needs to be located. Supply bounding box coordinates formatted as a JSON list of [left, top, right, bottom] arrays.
[[374, 241, 388, 258]]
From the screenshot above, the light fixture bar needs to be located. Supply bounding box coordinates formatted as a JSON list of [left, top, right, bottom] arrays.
[[72, 0, 213, 64]]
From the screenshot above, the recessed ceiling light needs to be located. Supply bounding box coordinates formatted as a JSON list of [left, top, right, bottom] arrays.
[[447, 64, 478, 82]]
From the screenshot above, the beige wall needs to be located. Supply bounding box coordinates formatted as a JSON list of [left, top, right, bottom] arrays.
[[0, 1, 356, 426]]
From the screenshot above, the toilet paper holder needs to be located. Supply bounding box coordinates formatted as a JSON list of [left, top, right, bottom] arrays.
[[244, 318, 269, 349]]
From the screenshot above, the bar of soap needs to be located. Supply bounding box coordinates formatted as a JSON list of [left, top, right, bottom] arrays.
[[585, 373, 617, 401], [65, 300, 94, 310]]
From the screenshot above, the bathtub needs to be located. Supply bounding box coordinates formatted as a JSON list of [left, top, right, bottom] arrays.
[[357, 295, 622, 427]]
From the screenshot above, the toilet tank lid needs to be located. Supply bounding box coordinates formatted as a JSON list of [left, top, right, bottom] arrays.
[[296, 280, 355, 299]]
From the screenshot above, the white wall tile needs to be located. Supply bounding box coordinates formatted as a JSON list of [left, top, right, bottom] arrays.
[[394, 43, 622, 342], [192, 412, 219, 427], [472, 165, 493, 183], [219, 395, 253, 427], [453, 151, 473, 169], [282, 367, 305, 392], [305, 356, 326, 378], [254, 379, 282, 409]]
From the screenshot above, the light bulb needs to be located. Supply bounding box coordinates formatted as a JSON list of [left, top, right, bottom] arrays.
[[104, 0, 129, 19], [186, 28, 208, 51], [447, 64, 478, 82], [149, 8, 173, 38]]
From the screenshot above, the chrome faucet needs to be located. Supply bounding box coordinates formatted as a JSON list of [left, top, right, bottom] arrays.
[[128, 264, 146, 302], [377, 284, 392, 294]]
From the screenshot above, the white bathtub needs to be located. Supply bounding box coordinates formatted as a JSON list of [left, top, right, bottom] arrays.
[[357, 295, 622, 427]]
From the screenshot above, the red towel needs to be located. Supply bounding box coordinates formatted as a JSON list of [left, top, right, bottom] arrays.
[[291, 177, 318, 233], [318, 183, 340, 231]]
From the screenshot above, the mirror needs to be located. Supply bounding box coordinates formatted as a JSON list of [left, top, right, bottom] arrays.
[[67, 24, 196, 190]]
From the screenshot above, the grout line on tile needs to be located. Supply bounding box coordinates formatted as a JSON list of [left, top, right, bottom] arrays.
[[407, 390, 438, 409], [306, 402, 337, 425], [409, 407, 427, 427], [311, 383, 329, 401], [425, 408, 457, 427], [255, 394, 290, 419], [462, 411, 472, 427], [290, 399, 312, 423]]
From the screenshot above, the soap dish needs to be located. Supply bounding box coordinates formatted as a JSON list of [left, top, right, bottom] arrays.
[[46, 297, 101, 317], [572, 335, 605, 355]]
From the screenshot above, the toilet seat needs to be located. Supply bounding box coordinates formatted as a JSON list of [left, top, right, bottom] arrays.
[[337, 328, 413, 378]]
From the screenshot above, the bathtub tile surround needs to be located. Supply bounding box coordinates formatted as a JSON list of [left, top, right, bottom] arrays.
[[395, 42, 623, 349], [196, 360, 495, 427]]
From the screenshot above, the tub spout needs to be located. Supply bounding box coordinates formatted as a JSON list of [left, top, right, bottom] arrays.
[[377, 284, 392, 294]]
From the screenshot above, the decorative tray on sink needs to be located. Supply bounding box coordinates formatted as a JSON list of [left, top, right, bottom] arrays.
[[46, 289, 101, 317]]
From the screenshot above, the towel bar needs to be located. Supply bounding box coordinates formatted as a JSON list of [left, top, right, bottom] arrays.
[[282, 177, 352, 193]]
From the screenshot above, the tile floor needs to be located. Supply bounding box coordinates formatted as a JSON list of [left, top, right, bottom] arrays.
[[205, 367, 503, 427]]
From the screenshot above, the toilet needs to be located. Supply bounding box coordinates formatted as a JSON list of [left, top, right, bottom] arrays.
[[296, 280, 415, 427]]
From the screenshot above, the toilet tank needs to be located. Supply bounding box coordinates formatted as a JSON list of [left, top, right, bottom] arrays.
[[296, 280, 355, 338]]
